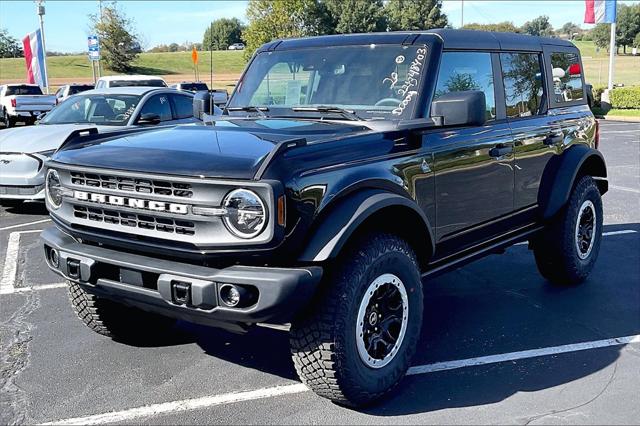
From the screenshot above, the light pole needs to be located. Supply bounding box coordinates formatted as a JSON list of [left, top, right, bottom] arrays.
[[461, 0, 464, 28], [35, 0, 49, 93]]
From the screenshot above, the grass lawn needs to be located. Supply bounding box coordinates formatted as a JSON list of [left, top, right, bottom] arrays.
[[592, 107, 640, 117], [1, 41, 638, 89], [0, 50, 247, 86]]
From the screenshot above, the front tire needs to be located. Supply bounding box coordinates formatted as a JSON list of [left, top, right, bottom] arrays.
[[290, 233, 423, 407], [533, 175, 603, 285], [68, 280, 176, 343]]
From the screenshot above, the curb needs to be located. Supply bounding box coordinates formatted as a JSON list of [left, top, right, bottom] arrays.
[[596, 116, 640, 123]]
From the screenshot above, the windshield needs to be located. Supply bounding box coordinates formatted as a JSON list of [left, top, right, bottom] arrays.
[[110, 79, 166, 87], [41, 94, 141, 126], [229, 44, 429, 120], [6, 85, 43, 96]]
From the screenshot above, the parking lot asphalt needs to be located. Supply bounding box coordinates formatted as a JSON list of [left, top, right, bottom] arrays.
[[0, 120, 638, 425]]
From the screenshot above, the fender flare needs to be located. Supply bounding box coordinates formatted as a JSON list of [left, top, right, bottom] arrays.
[[298, 189, 435, 263], [538, 145, 607, 220]]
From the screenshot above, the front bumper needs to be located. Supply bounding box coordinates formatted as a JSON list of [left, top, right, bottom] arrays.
[[42, 226, 322, 329], [0, 153, 46, 200]]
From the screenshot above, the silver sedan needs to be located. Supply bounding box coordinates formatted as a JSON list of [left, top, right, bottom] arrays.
[[0, 87, 197, 203]]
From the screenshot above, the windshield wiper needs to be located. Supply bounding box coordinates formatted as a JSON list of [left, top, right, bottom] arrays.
[[291, 106, 362, 121], [226, 106, 269, 118]]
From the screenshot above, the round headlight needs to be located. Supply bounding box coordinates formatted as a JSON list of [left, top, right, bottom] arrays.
[[46, 169, 63, 209], [222, 189, 267, 239]]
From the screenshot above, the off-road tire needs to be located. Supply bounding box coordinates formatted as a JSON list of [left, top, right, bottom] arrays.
[[290, 233, 423, 407], [533, 175, 603, 285], [68, 280, 176, 342]]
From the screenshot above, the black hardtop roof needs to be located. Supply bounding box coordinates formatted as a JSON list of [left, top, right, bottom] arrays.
[[260, 29, 576, 53]]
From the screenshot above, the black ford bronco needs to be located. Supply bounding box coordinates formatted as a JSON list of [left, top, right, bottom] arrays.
[[42, 30, 607, 406]]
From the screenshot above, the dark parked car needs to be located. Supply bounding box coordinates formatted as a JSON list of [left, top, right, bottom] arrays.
[[170, 81, 209, 92], [42, 30, 606, 407]]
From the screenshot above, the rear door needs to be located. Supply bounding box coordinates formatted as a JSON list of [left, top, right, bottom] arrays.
[[500, 51, 562, 210], [427, 51, 515, 241]]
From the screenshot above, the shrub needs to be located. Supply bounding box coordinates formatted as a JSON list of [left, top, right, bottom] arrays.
[[592, 85, 607, 107], [609, 86, 640, 109]]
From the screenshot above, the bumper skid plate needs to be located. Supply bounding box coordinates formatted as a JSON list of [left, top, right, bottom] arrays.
[[41, 227, 322, 327]]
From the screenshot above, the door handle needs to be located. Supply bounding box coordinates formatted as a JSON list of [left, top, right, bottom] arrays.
[[544, 133, 563, 146], [489, 145, 512, 158]]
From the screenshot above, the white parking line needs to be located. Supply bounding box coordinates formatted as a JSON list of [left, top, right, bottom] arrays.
[[514, 229, 637, 245], [407, 335, 640, 375], [0, 229, 43, 294], [610, 185, 640, 194], [8, 282, 67, 294], [0, 218, 50, 231], [42, 334, 640, 425]]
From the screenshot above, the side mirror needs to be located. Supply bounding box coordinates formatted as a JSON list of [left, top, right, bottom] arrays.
[[431, 90, 486, 127], [193, 91, 222, 120], [36, 112, 47, 122], [137, 113, 161, 125]]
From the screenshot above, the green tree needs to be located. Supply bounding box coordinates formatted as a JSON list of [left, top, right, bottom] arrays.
[[386, 0, 448, 31], [592, 23, 611, 50], [462, 22, 520, 33], [560, 22, 581, 39], [0, 28, 23, 58], [168, 43, 179, 52], [634, 32, 640, 48], [616, 3, 640, 54], [90, 4, 140, 72], [521, 15, 554, 37], [325, 0, 387, 34], [203, 18, 244, 50], [243, 0, 333, 59]]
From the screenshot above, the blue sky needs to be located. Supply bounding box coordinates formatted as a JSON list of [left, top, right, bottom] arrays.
[[1, 0, 639, 53]]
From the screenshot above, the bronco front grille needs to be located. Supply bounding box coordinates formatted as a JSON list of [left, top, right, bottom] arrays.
[[70, 172, 193, 198], [72, 204, 196, 235]]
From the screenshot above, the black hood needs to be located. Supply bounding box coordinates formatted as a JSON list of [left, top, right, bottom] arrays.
[[52, 118, 370, 179]]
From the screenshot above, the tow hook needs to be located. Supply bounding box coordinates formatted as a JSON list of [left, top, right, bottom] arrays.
[[171, 281, 192, 306]]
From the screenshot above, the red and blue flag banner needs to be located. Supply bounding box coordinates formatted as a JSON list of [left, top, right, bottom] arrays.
[[584, 0, 617, 24], [22, 29, 48, 88]]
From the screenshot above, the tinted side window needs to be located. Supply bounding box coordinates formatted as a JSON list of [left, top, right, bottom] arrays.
[[550, 52, 583, 103], [139, 94, 172, 122], [501, 53, 544, 118], [434, 52, 496, 120], [171, 94, 194, 119], [6, 85, 43, 95]]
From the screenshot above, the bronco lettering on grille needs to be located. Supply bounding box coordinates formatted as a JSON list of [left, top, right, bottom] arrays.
[[74, 190, 188, 214]]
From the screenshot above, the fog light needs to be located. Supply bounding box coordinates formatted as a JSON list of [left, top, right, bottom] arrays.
[[219, 284, 242, 307], [50, 248, 59, 268]]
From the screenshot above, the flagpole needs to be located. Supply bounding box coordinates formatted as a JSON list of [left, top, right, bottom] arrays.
[[607, 22, 616, 90], [36, 0, 49, 93]]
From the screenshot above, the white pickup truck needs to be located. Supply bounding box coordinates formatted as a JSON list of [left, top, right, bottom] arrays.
[[0, 84, 57, 128]]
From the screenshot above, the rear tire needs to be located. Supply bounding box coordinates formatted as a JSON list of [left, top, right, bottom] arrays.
[[533, 175, 603, 285], [290, 233, 423, 407], [67, 280, 176, 343]]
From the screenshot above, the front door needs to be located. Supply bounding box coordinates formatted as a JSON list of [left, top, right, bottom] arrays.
[[425, 51, 515, 241]]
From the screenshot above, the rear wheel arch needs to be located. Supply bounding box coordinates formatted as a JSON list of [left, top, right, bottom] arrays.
[[538, 145, 607, 220]]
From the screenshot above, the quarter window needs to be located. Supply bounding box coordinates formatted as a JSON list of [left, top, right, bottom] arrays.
[[139, 94, 172, 122], [550, 52, 584, 103], [501, 53, 545, 118], [171, 94, 194, 119], [434, 52, 496, 120]]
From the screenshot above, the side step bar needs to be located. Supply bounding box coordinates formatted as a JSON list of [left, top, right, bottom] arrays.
[[423, 224, 543, 279]]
